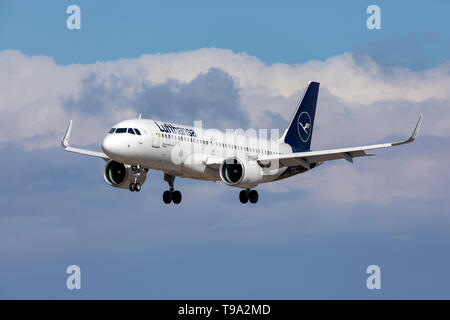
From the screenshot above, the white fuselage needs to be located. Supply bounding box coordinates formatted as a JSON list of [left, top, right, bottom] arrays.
[[101, 118, 294, 185]]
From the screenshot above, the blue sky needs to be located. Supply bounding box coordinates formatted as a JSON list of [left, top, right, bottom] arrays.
[[1, 0, 449, 68], [1, 0, 450, 299]]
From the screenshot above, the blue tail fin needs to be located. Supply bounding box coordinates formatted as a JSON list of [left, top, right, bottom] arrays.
[[282, 81, 320, 152]]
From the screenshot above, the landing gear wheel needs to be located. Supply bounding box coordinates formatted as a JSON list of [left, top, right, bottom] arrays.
[[134, 183, 141, 192], [239, 190, 249, 204], [249, 190, 259, 203], [163, 174, 182, 204], [163, 190, 172, 204], [129, 183, 136, 192], [172, 190, 182, 204]]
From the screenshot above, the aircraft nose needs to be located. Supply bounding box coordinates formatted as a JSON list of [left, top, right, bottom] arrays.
[[102, 135, 118, 157]]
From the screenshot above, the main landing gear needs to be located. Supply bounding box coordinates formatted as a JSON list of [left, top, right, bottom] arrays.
[[163, 173, 182, 204], [239, 189, 258, 204], [129, 165, 144, 192]]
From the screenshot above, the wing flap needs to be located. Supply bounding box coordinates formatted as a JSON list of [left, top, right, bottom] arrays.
[[278, 148, 375, 167]]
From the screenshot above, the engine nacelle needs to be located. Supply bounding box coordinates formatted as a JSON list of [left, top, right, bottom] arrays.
[[103, 160, 146, 189], [219, 157, 263, 189]]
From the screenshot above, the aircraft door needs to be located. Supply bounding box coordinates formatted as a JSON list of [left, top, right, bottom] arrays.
[[152, 129, 161, 148]]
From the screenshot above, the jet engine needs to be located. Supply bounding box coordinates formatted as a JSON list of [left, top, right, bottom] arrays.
[[219, 157, 263, 189], [103, 160, 146, 189]]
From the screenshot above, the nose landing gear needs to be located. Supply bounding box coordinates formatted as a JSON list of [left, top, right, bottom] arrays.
[[129, 165, 145, 192], [162, 173, 182, 204], [129, 182, 141, 192], [239, 189, 258, 204]]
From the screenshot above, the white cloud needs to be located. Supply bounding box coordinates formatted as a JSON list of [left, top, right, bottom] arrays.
[[1, 48, 449, 148]]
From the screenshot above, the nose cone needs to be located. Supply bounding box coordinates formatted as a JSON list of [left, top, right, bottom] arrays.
[[102, 135, 118, 158]]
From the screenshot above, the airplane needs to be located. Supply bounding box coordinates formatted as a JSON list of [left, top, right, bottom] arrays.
[[61, 81, 422, 204]]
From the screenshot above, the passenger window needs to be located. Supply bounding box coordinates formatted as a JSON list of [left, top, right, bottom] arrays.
[[109, 128, 116, 134], [116, 128, 127, 133], [128, 128, 135, 135], [135, 129, 141, 135]]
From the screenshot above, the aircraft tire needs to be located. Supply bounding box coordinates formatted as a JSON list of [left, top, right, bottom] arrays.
[[239, 190, 249, 204], [172, 190, 182, 204], [249, 190, 258, 204], [163, 190, 172, 204]]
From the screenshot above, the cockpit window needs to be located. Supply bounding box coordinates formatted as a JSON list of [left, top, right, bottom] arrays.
[[112, 127, 142, 135]]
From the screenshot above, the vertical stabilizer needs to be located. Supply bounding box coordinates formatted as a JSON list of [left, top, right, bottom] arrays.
[[281, 82, 319, 152]]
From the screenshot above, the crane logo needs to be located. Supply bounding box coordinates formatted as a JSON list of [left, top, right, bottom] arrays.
[[297, 111, 311, 143]]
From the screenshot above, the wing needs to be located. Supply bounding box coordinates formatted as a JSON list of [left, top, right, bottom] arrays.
[[257, 115, 422, 169], [61, 120, 110, 160]]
